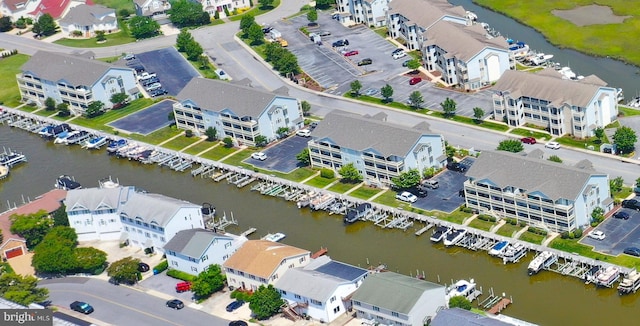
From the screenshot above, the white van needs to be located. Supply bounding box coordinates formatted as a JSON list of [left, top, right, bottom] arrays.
[[421, 179, 439, 189]]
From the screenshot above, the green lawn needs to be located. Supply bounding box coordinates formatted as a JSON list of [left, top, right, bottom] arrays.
[[18, 104, 39, 113], [372, 27, 388, 39], [127, 125, 182, 145], [32, 109, 59, 118], [550, 238, 640, 269], [220, 149, 254, 169], [474, 0, 640, 67], [98, 55, 123, 63], [162, 136, 201, 151], [519, 231, 545, 245], [201, 144, 241, 161], [71, 98, 154, 132], [228, 1, 281, 21], [304, 176, 336, 189], [372, 190, 416, 210], [496, 223, 523, 238], [430, 112, 511, 132], [349, 186, 383, 200], [54, 29, 135, 48], [183, 141, 219, 155], [178, 52, 219, 79], [93, 0, 134, 12], [467, 218, 495, 232], [327, 181, 359, 194], [276, 167, 317, 182], [0, 54, 30, 107], [509, 128, 552, 141], [613, 187, 633, 201], [619, 106, 640, 117], [431, 209, 471, 224], [556, 135, 605, 151]]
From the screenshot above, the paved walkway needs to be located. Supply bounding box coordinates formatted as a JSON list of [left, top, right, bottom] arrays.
[[343, 182, 363, 195], [513, 226, 529, 239], [300, 170, 320, 183], [489, 219, 506, 233], [463, 214, 477, 226], [157, 131, 185, 146], [179, 137, 206, 152], [542, 232, 559, 247]]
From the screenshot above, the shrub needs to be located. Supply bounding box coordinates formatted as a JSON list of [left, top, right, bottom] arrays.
[[573, 229, 582, 238], [72, 30, 82, 37], [167, 269, 198, 281], [561, 231, 570, 239], [478, 214, 496, 222], [527, 227, 547, 236], [320, 168, 335, 179], [518, 221, 526, 227], [459, 206, 473, 213], [185, 129, 193, 137], [507, 218, 517, 225], [153, 260, 168, 273]]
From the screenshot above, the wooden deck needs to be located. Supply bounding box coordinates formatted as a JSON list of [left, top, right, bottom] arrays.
[[311, 247, 328, 259], [487, 298, 511, 315]]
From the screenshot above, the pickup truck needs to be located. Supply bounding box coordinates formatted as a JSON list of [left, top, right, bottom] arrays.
[[137, 72, 157, 81]]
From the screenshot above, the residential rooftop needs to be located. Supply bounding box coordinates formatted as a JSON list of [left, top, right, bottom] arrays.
[[223, 240, 309, 279], [388, 0, 466, 29], [119, 192, 201, 227], [0, 189, 67, 244], [163, 228, 237, 259], [59, 4, 116, 27], [424, 21, 507, 61]]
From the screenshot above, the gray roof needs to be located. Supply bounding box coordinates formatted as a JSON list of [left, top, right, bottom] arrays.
[[177, 78, 292, 118], [65, 186, 132, 211], [312, 111, 440, 158], [119, 192, 200, 227], [59, 4, 116, 27], [275, 256, 368, 302], [493, 69, 610, 108], [351, 272, 444, 314], [466, 151, 604, 201], [21, 51, 130, 87], [389, 0, 466, 29], [424, 21, 508, 61], [163, 228, 231, 259], [431, 308, 514, 326]]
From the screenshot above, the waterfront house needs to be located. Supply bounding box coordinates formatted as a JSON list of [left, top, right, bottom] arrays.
[[133, 0, 171, 17], [335, 0, 390, 27], [491, 68, 618, 137], [65, 186, 132, 242], [59, 4, 118, 38], [223, 240, 311, 291], [17, 51, 139, 116], [351, 271, 446, 326], [275, 256, 369, 323], [463, 150, 612, 233], [172, 79, 303, 146], [431, 308, 515, 326], [163, 228, 247, 276], [308, 111, 446, 187]]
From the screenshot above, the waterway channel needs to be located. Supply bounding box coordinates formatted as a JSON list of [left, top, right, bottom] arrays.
[[1, 126, 638, 325], [450, 0, 640, 100]]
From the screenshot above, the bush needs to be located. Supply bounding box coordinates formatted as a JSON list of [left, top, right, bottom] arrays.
[[459, 206, 473, 213], [506, 218, 517, 225], [320, 168, 335, 179], [561, 231, 570, 239], [167, 269, 198, 282], [153, 260, 168, 273], [518, 221, 526, 227], [185, 129, 193, 138], [573, 229, 583, 238], [477, 214, 496, 222], [527, 227, 547, 236]]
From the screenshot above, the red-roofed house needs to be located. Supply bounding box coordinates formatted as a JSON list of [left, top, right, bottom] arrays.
[[29, 0, 72, 19], [0, 0, 76, 20]]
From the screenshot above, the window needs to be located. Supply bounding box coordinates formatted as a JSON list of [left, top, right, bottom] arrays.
[[294, 294, 301, 299], [392, 312, 399, 317], [191, 267, 198, 272], [373, 306, 380, 311]]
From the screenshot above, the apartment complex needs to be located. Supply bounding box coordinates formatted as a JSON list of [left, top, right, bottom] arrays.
[[335, 0, 390, 27], [463, 150, 612, 233], [492, 69, 619, 137], [173, 79, 303, 147], [308, 111, 446, 186]]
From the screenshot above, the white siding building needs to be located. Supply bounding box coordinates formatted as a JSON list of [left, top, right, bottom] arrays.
[[335, 0, 390, 27], [59, 4, 118, 37], [133, 0, 171, 16], [198, 0, 250, 16]]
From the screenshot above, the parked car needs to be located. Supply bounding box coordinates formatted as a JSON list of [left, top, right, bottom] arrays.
[[262, 26, 273, 34], [544, 141, 560, 149], [166, 299, 184, 310], [587, 230, 606, 240], [357, 58, 373, 66], [396, 191, 418, 203], [421, 179, 439, 189], [520, 137, 536, 144], [409, 77, 422, 85], [229, 321, 248, 326], [145, 83, 162, 91], [613, 211, 630, 220], [296, 129, 311, 137], [149, 88, 168, 97], [392, 48, 404, 55], [138, 262, 150, 272], [332, 39, 349, 47], [123, 54, 136, 61], [402, 59, 412, 67], [309, 122, 318, 129], [392, 51, 407, 60], [621, 199, 640, 211], [141, 77, 159, 86], [447, 162, 467, 172], [175, 282, 191, 293], [251, 152, 267, 161], [344, 50, 359, 56], [364, 88, 379, 96], [318, 31, 331, 36], [408, 187, 427, 198], [70, 301, 94, 314], [226, 300, 245, 312], [624, 247, 640, 257]]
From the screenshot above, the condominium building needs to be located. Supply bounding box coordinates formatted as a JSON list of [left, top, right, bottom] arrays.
[[335, 0, 390, 27], [173, 79, 303, 146], [308, 111, 446, 186], [463, 150, 612, 233], [492, 69, 619, 137]]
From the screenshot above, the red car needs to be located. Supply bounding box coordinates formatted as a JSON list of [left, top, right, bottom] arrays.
[[521, 137, 536, 144], [175, 282, 192, 293], [409, 77, 422, 85], [344, 50, 359, 56]]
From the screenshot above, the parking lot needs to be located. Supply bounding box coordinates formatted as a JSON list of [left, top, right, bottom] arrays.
[[245, 134, 310, 173], [132, 48, 200, 96], [410, 157, 475, 213], [109, 100, 176, 135], [581, 207, 640, 255]]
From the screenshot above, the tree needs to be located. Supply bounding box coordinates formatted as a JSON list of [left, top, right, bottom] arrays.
[[273, 52, 299, 75], [249, 284, 283, 320], [240, 15, 255, 35], [300, 100, 311, 116], [610, 176, 624, 194], [423, 166, 437, 179], [248, 23, 264, 45], [307, 10, 318, 23], [198, 55, 210, 69], [32, 238, 76, 274], [32, 13, 57, 36], [593, 127, 604, 144], [110, 92, 129, 109], [296, 148, 310, 166], [381, 84, 393, 103], [169, 0, 209, 27], [205, 127, 217, 141], [85, 101, 104, 118], [107, 257, 141, 285], [496, 139, 524, 153], [96, 30, 106, 42], [449, 296, 472, 310], [185, 40, 204, 61], [56, 102, 70, 117], [548, 155, 562, 163], [10, 210, 53, 249], [52, 204, 69, 226], [613, 126, 637, 154], [118, 8, 131, 18], [0, 16, 12, 32], [223, 137, 234, 148], [636, 177, 640, 188], [406, 59, 421, 72], [264, 42, 283, 62], [74, 247, 107, 274], [408, 91, 423, 109], [176, 28, 194, 52], [254, 135, 267, 147], [277, 127, 289, 138], [0, 273, 49, 306], [129, 16, 160, 39], [338, 163, 363, 183], [591, 207, 604, 225], [350, 80, 362, 96], [316, 0, 332, 9], [191, 265, 226, 299], [473, 107, 485, 122], [441, 97, 457, 118], [391, 169, 421, 189], [44, 97, 56, 111], [258, 0, 275, 9]]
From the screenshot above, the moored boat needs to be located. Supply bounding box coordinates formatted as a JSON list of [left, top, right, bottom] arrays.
[[489, 240, 509, 256], [618, 270, 640, 295], [527, 251, 556, 276], [430, 226, 451, 243], [55, 175, 82, 190], [502, 242, 528, 264], [0, 149, 27, 168], [262, 232, 286, 242], [595, 266, 620, 288], [107, 139, 128, 154], [0, 165, 9, 180], [344, 203, 372, 224], [443, 228, 466, 247], [84, 136, 107, 149], [445, 279, 481, 302], [54, 130, 79, 144]]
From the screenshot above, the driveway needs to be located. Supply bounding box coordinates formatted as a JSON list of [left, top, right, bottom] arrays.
[[138, 271, 195, 302], [581, 208, 640, 255], [135, 47, 200, 96], [246, 135, 310, 173]]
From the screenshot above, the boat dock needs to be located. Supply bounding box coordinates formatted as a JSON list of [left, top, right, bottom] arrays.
[[240, 227, 257, 237], [415, 223, 434, 236]]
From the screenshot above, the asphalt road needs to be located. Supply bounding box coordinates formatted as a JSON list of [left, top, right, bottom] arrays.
[[1, 1, 639, 184], [40, 277, 229, 326]]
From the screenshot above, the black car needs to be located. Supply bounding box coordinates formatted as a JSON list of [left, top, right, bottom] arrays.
[[408, 187, 427, 198], [225, 300, 244, 312], [332, 39, 349, 47], [357, 58, 373, 66], [141, 77, 159, 86], [138, 262, 150, 272], [623, 247, 640, 257], [70, 301, 94, 314], [621, 199, 640, 211], [150, 89, 168, 97], [613, 211, 630, 220], [229, 321, 248, 326], [447, 162, 467, 173], [166, 299, 184, 310], [262, 26, 272, 33]]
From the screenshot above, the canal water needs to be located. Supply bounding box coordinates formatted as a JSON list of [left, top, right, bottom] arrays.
[[449, 0, 640, 99], [1, 126, 638, 325]]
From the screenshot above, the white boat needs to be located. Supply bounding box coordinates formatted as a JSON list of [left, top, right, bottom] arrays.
[[466, 11, 478, 21], [262, 232, 286, 242], [489, 240, 509, 256], [296, 191, 316, 208], [530, 53, 554, 66], [54, 130, 80, 144], [84, 136, 107, 149], [596, 266, 620, 287], [584, 265, 602, 284], [501, 242, 527, 264], [0, 165, 8, 180], [445, 279, 481, 302], [616, 88, 624, 103], [430, 226, 451, 243], [443, 228, 466, 247], [309, 193, 335, 210], [527, 251, 556, 275], [558, 66, 576, 80], [618, 270, 640, 295]]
